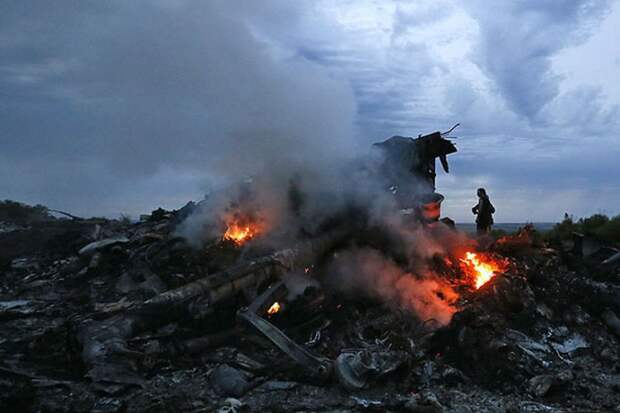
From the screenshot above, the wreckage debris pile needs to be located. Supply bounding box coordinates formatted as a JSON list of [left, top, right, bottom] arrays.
[[1, 208, 620, 412]]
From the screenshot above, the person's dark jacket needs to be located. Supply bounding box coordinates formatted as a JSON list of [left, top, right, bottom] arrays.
[[472, 196, 495, 226]]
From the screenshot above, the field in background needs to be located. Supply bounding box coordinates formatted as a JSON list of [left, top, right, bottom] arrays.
[[456, 222, 556, 235]]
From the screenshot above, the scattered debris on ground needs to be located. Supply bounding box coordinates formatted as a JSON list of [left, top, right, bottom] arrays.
[[1, 130, 619, 412], [1, 203, 619, 412]]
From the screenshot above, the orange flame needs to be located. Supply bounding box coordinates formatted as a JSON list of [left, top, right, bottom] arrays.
[[267, 302, 281, 315], [459, 251, 505, 289], [223, 223, 255, 244], [222, 213, 264, 245]]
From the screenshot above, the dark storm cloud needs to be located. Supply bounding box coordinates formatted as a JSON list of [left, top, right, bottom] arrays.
[[0, 0, 356, 215], [463, 0, 612, 121]]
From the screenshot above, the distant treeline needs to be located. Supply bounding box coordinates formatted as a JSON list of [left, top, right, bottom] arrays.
[[0, 200, 51, 224], [546, 213, 620, 245]]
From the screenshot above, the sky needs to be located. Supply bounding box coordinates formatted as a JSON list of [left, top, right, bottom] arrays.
[[1, 0, 619, 222]]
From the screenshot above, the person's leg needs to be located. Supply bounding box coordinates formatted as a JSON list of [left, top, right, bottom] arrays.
[[477, 223, 491, 236]]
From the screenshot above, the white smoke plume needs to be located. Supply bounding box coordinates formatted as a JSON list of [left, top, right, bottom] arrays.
[[176, 148, 395, 246], [165, 2, 466, 325]]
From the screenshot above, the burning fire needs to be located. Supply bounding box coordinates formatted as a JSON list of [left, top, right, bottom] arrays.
[[459, 251, 506, 289], [222, 213, 264, 245], [223, 223, 256, 244], [267, 302, 281, 315]]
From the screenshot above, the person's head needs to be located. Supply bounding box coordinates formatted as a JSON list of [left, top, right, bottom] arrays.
[[477, 187, 487, 198]]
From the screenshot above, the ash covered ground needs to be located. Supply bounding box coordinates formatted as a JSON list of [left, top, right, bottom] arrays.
[[1, 200, 620, 413]]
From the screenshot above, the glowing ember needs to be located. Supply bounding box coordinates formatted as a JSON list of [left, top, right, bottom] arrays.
[[267, 302, 281, 315], [459, 251, 505, 289]]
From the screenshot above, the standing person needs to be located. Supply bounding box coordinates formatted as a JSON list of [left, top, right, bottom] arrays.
[[472, 188, 495, 235]]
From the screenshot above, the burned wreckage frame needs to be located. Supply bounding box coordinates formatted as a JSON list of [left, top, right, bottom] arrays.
[[1, 128, 620, 412]]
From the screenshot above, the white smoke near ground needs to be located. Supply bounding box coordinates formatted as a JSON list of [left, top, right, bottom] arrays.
[[176, 146, 396, 247], [387, 218, 475, 263], [327, 248, 458, 326]]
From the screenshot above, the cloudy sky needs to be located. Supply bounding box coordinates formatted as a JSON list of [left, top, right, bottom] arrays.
[[1, 0, 619, 222]]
